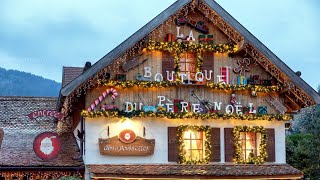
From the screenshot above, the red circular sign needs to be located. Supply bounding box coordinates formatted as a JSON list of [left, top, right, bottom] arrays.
[[119, 129, 136, 143], [33, 132, 61, 161]]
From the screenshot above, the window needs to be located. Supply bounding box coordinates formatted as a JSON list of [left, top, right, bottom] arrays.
[[182, 130, 205, 161], [239, 132, 261, 160], [180, 52, 197, 81]]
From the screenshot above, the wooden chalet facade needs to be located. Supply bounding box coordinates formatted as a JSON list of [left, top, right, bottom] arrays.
[[57, 0, 320, 179]]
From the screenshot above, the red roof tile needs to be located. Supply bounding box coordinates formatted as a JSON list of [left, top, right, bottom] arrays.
[[62, 67, 83, 87], [87, 164, 303, 179]]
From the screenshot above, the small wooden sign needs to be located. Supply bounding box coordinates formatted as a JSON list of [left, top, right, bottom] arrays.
[[27, 110, 64, 120], [0, 128, 4, 149], [99, 136, 155, 156]]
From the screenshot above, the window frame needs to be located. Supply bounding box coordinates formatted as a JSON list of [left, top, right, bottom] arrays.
[[177, 125, 212, 164], [233, 126, 268, 164], [179, 52, 197, 81]]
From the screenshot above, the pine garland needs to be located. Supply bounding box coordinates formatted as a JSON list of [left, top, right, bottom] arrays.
[[81, 110, 293, 121], [232, 126, 268, 164], [177, 125, 212, 164]]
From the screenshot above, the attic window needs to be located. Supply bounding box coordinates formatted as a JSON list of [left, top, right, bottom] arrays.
[[180, 52, 196, 81]]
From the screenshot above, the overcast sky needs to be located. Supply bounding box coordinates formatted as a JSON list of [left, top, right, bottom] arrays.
[[0, 0, 319, 90]]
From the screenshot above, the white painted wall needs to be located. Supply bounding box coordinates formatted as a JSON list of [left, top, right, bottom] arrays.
[[75, 117, 286, 165]]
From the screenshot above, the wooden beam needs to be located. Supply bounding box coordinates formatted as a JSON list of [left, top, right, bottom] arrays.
[[285, 94, 301, 110]]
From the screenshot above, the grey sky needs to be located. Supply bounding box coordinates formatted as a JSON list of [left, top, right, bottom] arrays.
[[0, 0, 319, 90]]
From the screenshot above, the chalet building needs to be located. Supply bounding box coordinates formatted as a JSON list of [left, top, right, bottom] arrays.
[[0, 97, 84, 179], [57, 0, 320, 179]]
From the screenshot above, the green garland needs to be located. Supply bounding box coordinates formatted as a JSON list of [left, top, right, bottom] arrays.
[[177, 125, 212, 164], [81, 110, 293, 121], [96, 80, 282, 93], [232, 126, 268, 164], [146, 41, 236, 54]]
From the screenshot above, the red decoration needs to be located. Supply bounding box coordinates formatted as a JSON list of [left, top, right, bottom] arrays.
[[173, 99, 190, 113], [33, 132, 61, 161], [27, 110, 63, 120], [174, 99, 183, 113], [119, 129, 136, 144], [87, 88, 119, 112], [166, 33, 176, 42], [199, 34, 214, 44], [230, 92, 237, 106], [220, 67, 231, 84], [176, 16, 187, 26], [101, 104, 117, 111]]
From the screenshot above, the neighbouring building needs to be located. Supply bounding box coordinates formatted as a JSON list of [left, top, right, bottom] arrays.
[[57, 0, 320, 179], [0, 97, 84, 179]]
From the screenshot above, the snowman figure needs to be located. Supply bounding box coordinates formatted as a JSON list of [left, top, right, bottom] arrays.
[[40, 136, 55, 155]]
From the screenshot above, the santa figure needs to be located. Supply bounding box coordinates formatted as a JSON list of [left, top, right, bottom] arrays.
[[40, 136, 56, 155], [230, 92, 237, 106]]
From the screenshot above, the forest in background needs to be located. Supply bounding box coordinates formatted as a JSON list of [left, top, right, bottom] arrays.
[[0, 67, 60, 97]]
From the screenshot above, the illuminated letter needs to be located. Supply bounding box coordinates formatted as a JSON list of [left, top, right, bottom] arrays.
[[176, 26, 184, 38], [166, 71, 175, 81], [125, 102, 133, 112], [158, 96, 166, 106], [195, 72, 204, 82], [154, 73, 163, 82], [204, 70, 213, 80], [181, 102, 189, 112], [144, 67, 152, 77]]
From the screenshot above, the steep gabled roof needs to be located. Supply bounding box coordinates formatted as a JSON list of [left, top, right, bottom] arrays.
[[60, 0, 320, 105], [60, 0, 190, 97]]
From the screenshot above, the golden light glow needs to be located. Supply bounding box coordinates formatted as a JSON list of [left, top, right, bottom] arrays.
[[182, 130, 205, 162]]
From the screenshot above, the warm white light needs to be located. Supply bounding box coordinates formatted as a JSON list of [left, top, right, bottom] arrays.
[[120, 118, 133, 129]]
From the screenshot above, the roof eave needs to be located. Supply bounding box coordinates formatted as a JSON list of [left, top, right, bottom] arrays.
[[60, 0, 191, 97], [202, 0, 320, 104]]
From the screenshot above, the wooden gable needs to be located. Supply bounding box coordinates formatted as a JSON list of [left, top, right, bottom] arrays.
[[59, 0, 320, 121], [82, 5, 288, 116]]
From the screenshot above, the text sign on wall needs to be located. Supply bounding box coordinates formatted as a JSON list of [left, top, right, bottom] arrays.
[[99, 136, 155, 156], [27, 110, 64, 120]]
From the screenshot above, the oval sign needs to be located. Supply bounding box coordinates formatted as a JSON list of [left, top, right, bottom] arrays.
[[33, 132, 61, 161], [119, 129, 136, 143]]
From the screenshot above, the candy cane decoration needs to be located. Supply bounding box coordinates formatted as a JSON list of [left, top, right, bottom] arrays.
[[87, 88, 118, 112]]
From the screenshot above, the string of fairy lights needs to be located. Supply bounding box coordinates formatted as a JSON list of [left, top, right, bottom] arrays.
[[97, 80, 282, 93], [177, 125, 212, 164], [81, 110, 292, 121], [232, 126, 268, 164]]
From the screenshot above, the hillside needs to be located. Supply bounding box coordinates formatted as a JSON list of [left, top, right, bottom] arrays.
[[0, 67, 61, 97]]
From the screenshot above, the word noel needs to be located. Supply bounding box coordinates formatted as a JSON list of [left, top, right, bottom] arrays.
[[143, 67, 214, 83], [125, 96, 256, 115]]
